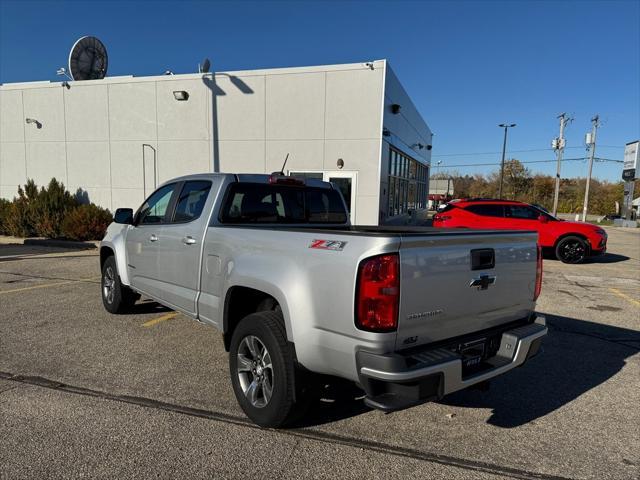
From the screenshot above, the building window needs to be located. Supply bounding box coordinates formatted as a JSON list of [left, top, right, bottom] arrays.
[[387, 147, 428, 217]]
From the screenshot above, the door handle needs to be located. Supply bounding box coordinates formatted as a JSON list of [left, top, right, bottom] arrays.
[[182, 236, 197, 245], [149, 234, 158, 242]]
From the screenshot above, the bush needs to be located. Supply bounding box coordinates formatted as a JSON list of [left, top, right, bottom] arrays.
[[0, 179, 111, 240], [4, 181, 39, 237], [61, 203, 113, 241], [0, 198, 11, 235], [31, 178, 78, 238]]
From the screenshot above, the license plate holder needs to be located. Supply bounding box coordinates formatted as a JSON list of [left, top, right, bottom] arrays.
[[461, 339, 486, 369]]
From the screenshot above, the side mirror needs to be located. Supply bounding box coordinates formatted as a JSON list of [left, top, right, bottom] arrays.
[[114, 208, 134, 225], [538, 214, 549, 224]]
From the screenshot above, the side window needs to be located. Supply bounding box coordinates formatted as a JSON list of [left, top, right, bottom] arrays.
[[173, 181, 212, 223], [466, 204, 504, 217], [137, 183, 176, 225], [507, 205, 538, 220]]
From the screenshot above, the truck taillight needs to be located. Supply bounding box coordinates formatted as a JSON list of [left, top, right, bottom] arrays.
[[534, 246, 543, 301], [355, 254, 399, 332]]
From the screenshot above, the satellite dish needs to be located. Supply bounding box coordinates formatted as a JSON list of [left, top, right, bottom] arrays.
[[68, 36, 108, 80], [200, 58, 211, 73]]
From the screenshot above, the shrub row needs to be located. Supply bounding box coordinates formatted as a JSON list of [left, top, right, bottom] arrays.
[[0, 179, 113, 241]]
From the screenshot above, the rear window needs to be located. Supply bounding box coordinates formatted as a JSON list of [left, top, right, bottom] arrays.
[[220, 183, 348, 224], [465, 204, 505, 217]]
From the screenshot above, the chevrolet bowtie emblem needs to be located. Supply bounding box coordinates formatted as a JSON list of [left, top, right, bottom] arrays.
[[469, 274, 497, 290]]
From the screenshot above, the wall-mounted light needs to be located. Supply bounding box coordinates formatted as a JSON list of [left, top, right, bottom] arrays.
[[164, 70, 174, 75], [337, 158, 344, 169], [173, 91, 189, 101], [56, 67, 72, 80], [25, 118, 42, 129], [391, 104, 401, 114], [382, 127, 391, 137], [412, 143, 425, 150]]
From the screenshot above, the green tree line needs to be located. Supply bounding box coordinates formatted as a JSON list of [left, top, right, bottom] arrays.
[[434, 159, 638, 215]]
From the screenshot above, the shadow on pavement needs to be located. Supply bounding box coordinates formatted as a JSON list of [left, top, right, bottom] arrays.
[[289, 377, 371, 428], [583, 253, 630, 264], [129, 300, 172, 315], [290, 314, 638, 428], [442, 314, 639, 428]]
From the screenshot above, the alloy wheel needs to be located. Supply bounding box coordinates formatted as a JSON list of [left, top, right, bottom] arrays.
[[236, 335, 274, 408], [103, 266, 115, 304], [560, 240, 586, 263]]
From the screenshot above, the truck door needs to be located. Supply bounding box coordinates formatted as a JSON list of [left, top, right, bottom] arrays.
[[125, 183, 179, 298], [153, 180, 213, 315]]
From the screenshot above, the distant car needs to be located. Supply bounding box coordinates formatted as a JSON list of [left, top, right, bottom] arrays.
[[433, 199, 607, 264]]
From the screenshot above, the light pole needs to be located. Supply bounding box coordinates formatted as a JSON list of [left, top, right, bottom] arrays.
[[581, 115, 600, 222], [435, 160, 442, 208], [552, 114, 572, 217], [498, 123, 516, 199]]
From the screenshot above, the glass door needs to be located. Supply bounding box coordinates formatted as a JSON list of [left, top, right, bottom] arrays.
[[323, 171, 357, 224]]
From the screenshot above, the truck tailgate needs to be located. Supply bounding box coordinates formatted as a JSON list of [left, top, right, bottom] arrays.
[[396, 230, 538, 350]]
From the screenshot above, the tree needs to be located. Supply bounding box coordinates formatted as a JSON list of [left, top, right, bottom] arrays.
[[429, 160, 630, 215]]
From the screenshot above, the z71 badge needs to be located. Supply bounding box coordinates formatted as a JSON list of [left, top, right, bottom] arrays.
[[309, 239, 347, 251]]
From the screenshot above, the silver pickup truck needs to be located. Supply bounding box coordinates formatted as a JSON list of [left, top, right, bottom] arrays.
[[100, 173, 546, 427]]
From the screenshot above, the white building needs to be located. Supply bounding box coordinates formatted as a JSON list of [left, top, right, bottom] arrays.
[[0, 60, 432, 225]]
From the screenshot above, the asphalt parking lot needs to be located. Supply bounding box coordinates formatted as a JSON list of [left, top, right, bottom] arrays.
[[0, 228, 638, 480]]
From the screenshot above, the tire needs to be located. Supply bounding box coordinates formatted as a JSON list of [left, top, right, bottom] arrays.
[[101, 256, 138, 314], [555, 236, 588, 264], [229, 310, 297, 428]]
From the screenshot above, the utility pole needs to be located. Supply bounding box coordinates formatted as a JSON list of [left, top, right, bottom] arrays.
[[498, 123, 516, 199], [581, 115, 600, 222], [551, 113, 572, 217]]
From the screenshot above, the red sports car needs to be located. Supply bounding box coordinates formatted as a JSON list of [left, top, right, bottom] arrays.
[[432, 199, 607, 264]]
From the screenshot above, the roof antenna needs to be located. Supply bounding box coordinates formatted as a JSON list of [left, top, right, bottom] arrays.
[[278, 153, 289, 175]]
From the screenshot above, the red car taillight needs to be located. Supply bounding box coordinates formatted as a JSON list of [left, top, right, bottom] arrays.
[[534, 246, 543, 301], [355, 254, 399, 332]]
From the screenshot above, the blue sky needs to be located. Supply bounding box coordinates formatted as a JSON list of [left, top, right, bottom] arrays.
[[1, 0, 638, 181]]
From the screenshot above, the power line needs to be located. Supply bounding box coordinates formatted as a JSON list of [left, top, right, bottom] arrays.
[[431, 144, 624, 158], [440, 157, 587, 168], [432, 148, 554, 157], [437, 157, 623, 169]]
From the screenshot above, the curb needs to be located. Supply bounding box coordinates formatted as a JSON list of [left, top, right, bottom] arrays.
[[23, 238, 98, 250]]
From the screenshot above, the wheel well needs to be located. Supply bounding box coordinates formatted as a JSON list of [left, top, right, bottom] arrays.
[[223, 286, 281, 351], [554, 233, 590, 252], [100, 246, 114, 269]]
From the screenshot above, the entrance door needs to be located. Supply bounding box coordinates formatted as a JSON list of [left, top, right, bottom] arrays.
[[323, 171, 357, 224]]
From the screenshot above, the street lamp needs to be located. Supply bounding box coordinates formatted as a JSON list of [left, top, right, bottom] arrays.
[[434, 160, 442, 209], [498, 123, 516, 199]]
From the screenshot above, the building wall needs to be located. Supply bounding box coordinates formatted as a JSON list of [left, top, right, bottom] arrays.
[[0, 76, 213, 210], [0, 60, 429, 226], [212, 61, 385, 225], [379, 65, 433, 223]]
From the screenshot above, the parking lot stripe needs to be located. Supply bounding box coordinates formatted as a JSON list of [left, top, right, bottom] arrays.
[[0, 280, 78, 295], [142, 312, 179, 327], [0, 277, 99, 295], [609, 288, 640, 307]]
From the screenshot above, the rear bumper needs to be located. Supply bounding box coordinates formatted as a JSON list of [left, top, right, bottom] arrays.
[[357, 315, 547, 412]]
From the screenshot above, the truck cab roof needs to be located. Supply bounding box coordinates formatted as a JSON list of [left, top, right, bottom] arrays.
[[158, 172, 334, 190]]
